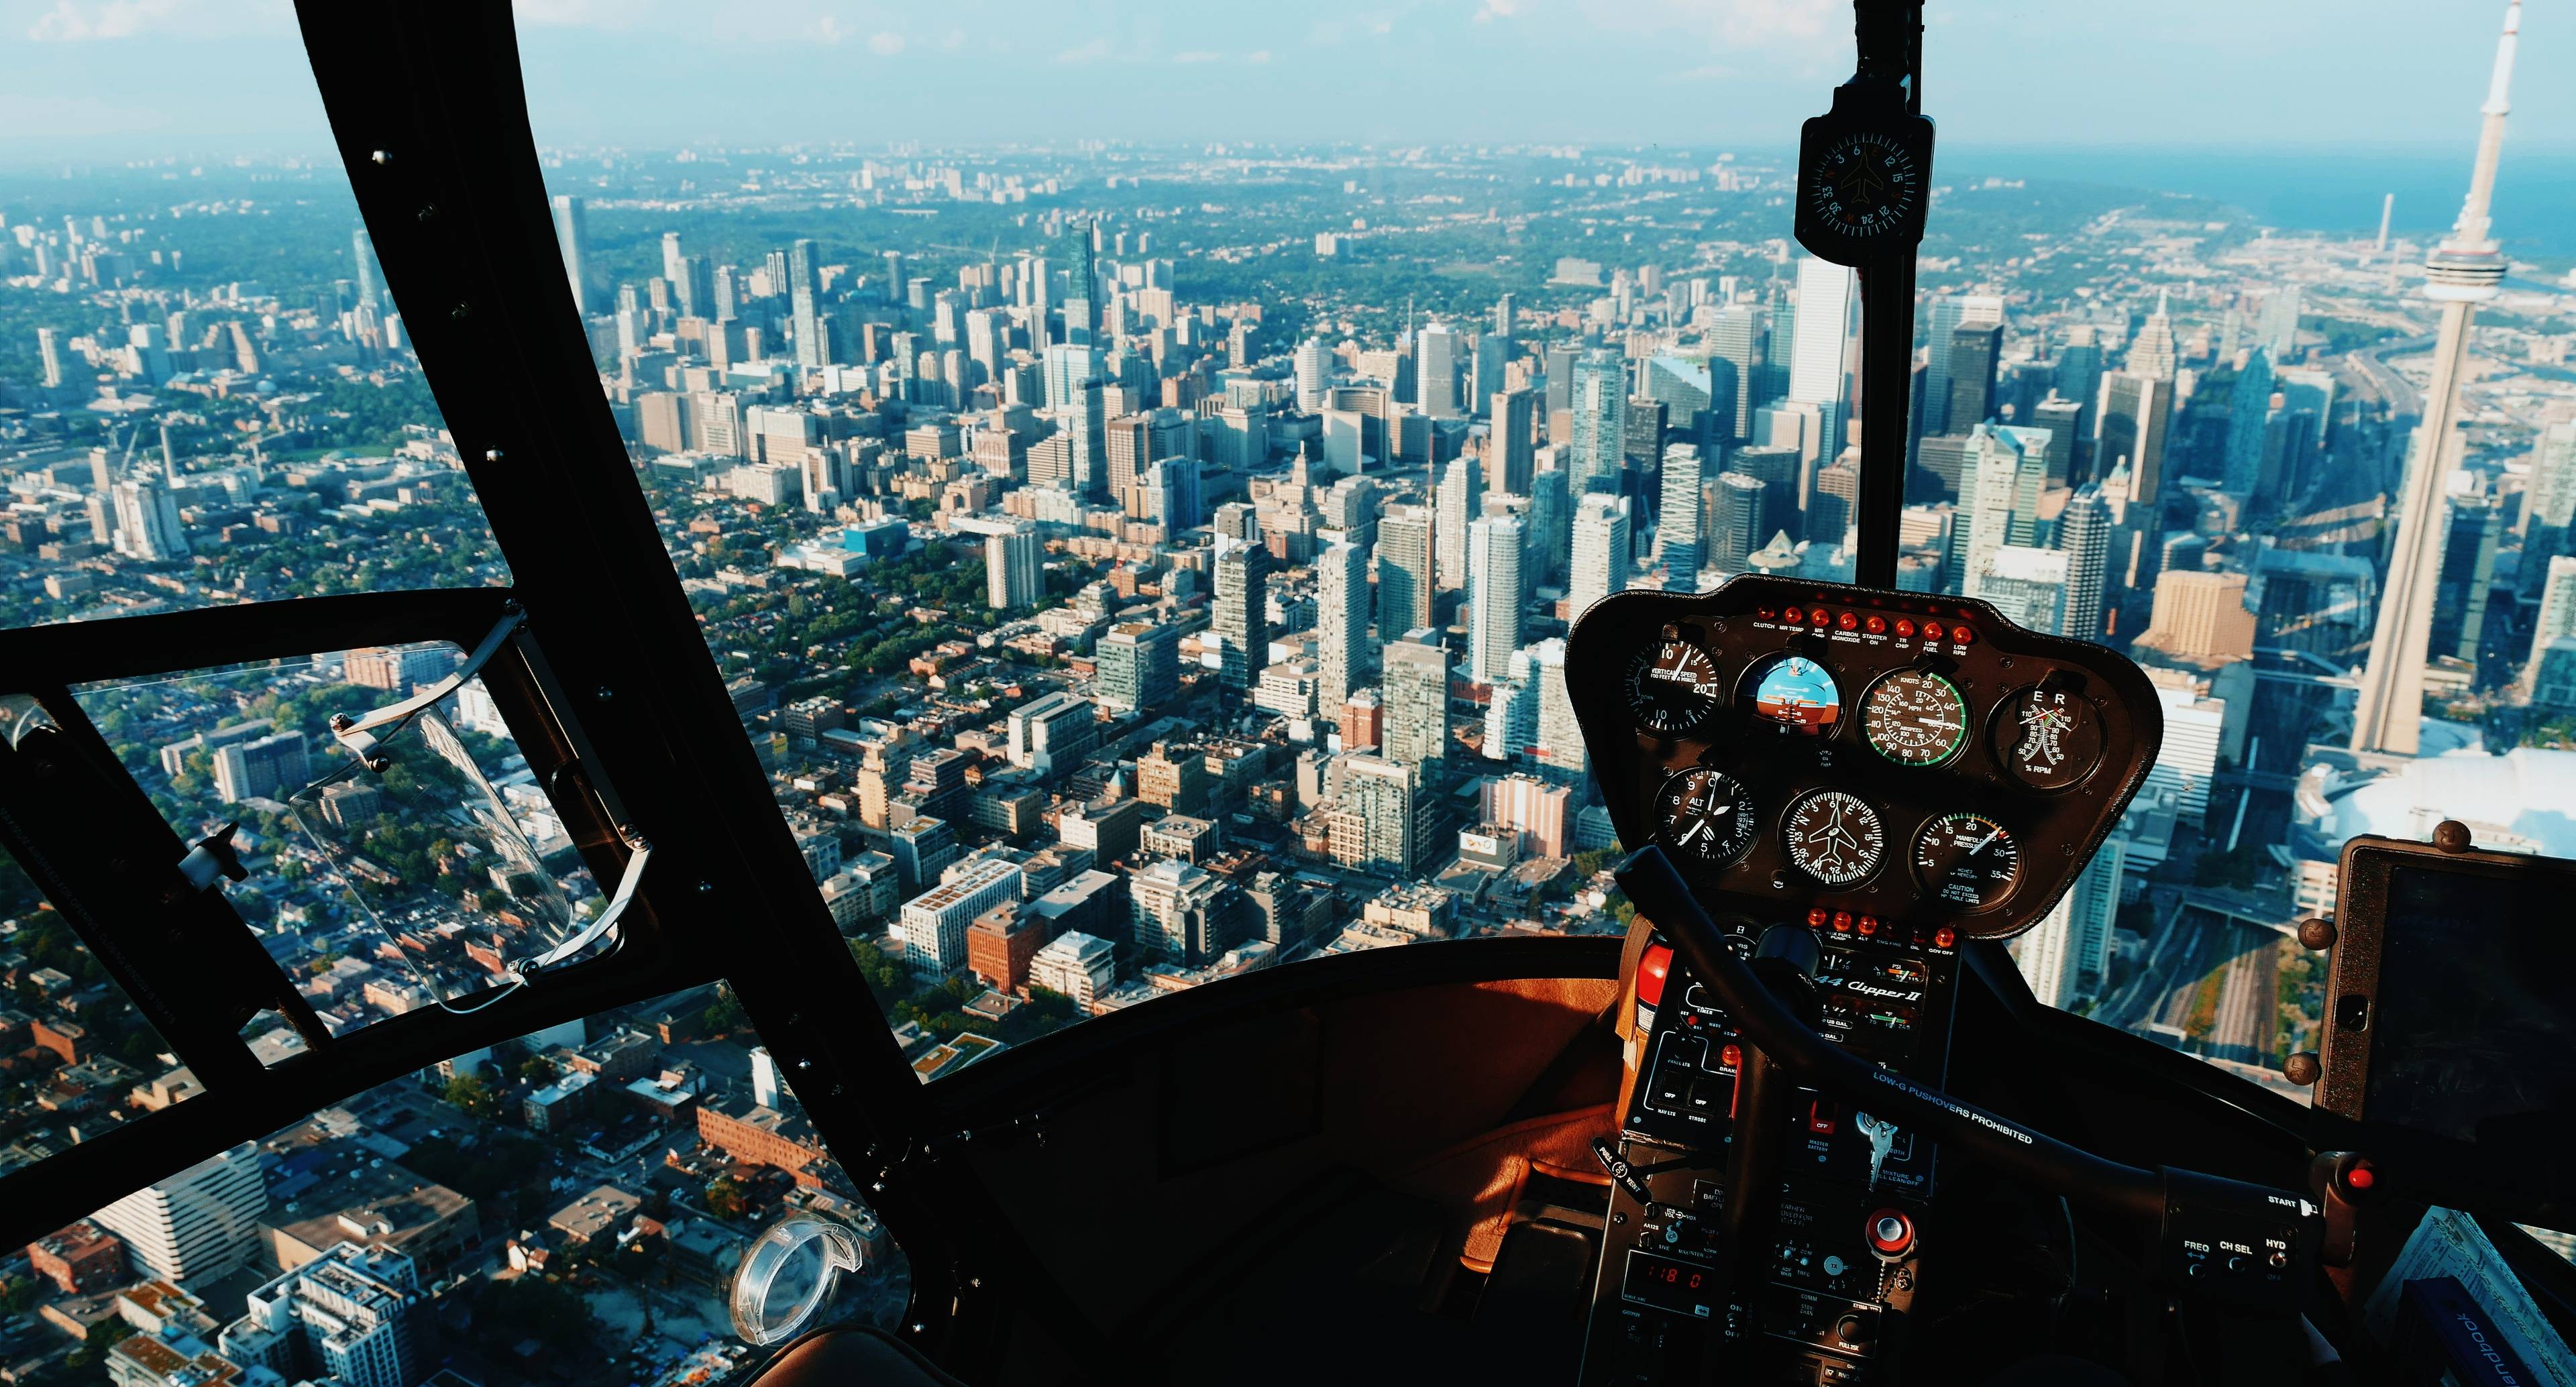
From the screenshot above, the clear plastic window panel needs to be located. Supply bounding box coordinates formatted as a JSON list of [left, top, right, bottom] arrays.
[[68, 647, 600, 1040], [0, 983, 907, 1386]]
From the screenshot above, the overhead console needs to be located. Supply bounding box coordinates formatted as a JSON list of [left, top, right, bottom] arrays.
[[1563, 577, 2164, 1385]]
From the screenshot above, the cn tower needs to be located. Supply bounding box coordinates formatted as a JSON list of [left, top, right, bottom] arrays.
[[2349, 1, 2522, 757]]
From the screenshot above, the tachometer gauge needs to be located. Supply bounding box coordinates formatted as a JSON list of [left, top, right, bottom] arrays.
[[1913, 814, 2021, 909], [1626, 628, 1723, 736], [1783, 789, 1885, 885], [1998, 685, 2101, 790], [1653, 767, 1759, 867], [1746, 655, 1842, 735], [1862, 670, 1969, 767]]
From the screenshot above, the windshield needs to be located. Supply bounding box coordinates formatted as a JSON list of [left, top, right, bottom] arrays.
[[501, 1, 2576, 1078]]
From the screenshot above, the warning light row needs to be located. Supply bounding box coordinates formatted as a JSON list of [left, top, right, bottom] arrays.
[[1804, 906, 1957, 950], [1760, 606, 1976, 645]]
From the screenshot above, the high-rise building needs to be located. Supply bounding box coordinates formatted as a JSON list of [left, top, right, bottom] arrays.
[[1569, 350, 1627, 494], [351, 226, 384, 313], [1130, 858, 1232, 964], [1980, 545, 2071, 635], [1380, 639, 1452, 770], [1214, 541, 1269, 710], [1530, 638, 1585, 776], [2135, 571, 2259, 666], [788, 237, 825, 370], [2095, 372, 2174, 506], [1528, 469, 1570, 586], [2431, 490, 2502, 663], [1725, 443, 1804, 548], [1293, 337, 1329, 412], [1945, 324, 2004, 434], [985, 525, 1042, 610], [1096, 622, 1181, 712], [1568, 492, 1633, 620], [1787, 258, 1854, 461], [898, 856, 1023, 970], [2221, 348, 2276, 498], [221, 1243, 425, 1387], [1375, 505, 1434, 636], [1340, 755, 1426, 875], [1709, 306, 1770, 441], [1419, 322, 1465, 419], [2058, 484, 2112, 643], [1921, 295, 2003, 435], [2351, 3, 2522, 757], [1951, 427, 2027, 598], [1319, 541, 1376, 715], [38, 326, 66, 388], [2522, 555, 2576, 692], [91, 1142, 266, 1284], [1469, 514, 1526, 685], [1058, 217, 1097, 347], [1710, 472, 1766, 576], [2011, 836, 2124, 1009], [213, 730, 310, 804], [1658, 442, 1706, 583], [549, 196, 588, 317], [1489, 386, 1537, 496], [2126, 290, 2178, 382], [111, 478, 188, 561], [1436, 455, 1483, 592]]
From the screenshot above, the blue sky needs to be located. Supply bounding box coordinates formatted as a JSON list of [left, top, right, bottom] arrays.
[[0, 0, 2564, 160]]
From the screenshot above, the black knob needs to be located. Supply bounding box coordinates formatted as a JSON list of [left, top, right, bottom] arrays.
[[2283, 1052, 2320, 1086], [1835, 1313, 1876, 1345]]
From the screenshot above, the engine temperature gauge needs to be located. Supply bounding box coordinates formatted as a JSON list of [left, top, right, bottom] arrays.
[[1913, 814, 2021, 910], [1626, 628, 1723, 736], [1653, 768, 1759, 867]]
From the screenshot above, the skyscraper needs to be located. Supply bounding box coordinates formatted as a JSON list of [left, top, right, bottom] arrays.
[[1294, 337, 1328, 412], [1342, 754, 1427, 874], [1709, 305, 1769, 441], [37, 327, 64, 388], [1531, 637, 1585, 776], [2522, 555, 2576, 693], [2126, 290, 2178, 382], [2221, 347, 2275, 498], [985, 525, 1042, 610], [2095, 372, 2174, 506], [789, 237, 824, 370], [223, 1243, 425, 1387], [1319, 541, 1376, 713], [1436, 454, 1483, 592], [1921, 294, 2003, 435], [2058, 484, 2112, 643], [1710, 471, 1766, 576], [1979, 545, 2071, 635], [2352, 1, 2522, 757], [352, 226, 384, 312], [1058, 217, 1097, 347], [1527, 469, 1570, 587], [1096, 622, 1181, 712], [1214, 541, 1269, 710], [1419, 321, 1465, 419], [1469, 514, 1526, 685], [1489, 386, 1537, 496], [1568, 492, 1633, 619], [1657, 442, 1706, 583], [1952, 427, 2026, 598], [1788, 258, 1855, 461], [1945, 323, 2004, 433], [1569, 349, 1627, 494], [1380, 639, 1451, 770], [1376, 505, 1434, 636]]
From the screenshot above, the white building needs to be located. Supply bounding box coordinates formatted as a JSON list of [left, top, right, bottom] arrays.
[[985, 524, 1042, 610], [1468, 514, 1525, 685], [1568, 492, 1632, 621], [2147, 684, 2226, 827], [896, 856, 1024, 971], [1029, 932, 1117, 1010], [220, 1242, 424, 1387], [91, 1142, 268, 1286]]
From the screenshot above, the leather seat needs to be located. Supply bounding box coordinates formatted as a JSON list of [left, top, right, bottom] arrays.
[[747, 1327, 967, 1387]]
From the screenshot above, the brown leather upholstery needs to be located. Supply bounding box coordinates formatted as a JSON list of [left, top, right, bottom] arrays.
[[748, 1327, 967, 1387]]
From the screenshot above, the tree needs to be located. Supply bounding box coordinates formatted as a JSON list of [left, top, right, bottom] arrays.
[[701, 989, 747, 1037], [706, 1176, 748, 1221], [518, 1057, 558, 1084], [847, 938, 903, 995], [443, 1073, 503, 1120]]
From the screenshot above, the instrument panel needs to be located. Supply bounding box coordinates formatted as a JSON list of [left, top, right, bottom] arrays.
[[1568, 577, 2163, 940]]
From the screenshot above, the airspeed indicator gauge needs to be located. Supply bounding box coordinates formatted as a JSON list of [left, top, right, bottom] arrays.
[[1627, 628, 1723, 736], [1862, 670, 1969, 767], [1653, 768, 1760, 868]]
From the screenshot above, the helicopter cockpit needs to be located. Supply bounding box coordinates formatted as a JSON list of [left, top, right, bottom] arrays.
[[0, 2, 2571, 1386]]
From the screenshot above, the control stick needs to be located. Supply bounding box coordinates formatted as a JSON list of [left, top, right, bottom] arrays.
[[1617, 845, 2320, 1313]]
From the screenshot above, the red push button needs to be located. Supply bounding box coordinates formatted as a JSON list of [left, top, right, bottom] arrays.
[[1831, 911, 1854, 933], [1856, 915, 1879, 937], [1808, 1100, 1838, 1135], [1784, 606, 1805, 624], [1920, 622, 1945, 642], [1719, 1043, 1742, 1069], [1837, 611, 1859, 631], [1811, 608, 1833, 627], [1867, 1209, 1914, 1256], [1933, 926, 1957, 949], [1807, 906, 1830, 928], [2344, 1164, 2375, 1192], [1638, 942, 1672, 1009]]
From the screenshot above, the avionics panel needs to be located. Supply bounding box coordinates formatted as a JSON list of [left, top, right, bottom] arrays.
[[1566, 578, 2164, 942]]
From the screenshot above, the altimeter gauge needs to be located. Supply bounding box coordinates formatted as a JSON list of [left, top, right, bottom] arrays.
[[1654, 768, 1760, 868]]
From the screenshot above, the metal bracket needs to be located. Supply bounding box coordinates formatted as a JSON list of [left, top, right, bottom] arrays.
[[327, 606, 525, 767]]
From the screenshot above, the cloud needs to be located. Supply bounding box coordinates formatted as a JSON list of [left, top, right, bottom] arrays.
[[1245, 48, 1271, 64], [1173, 48, 1224, 63], [510, 0, 633, 28], [867, 29, 904, 54], [1667, 0, 1836, 46], [26, 0, 185, 40], [1666, 62, 1738, 81], [1055, 36, 1112, 63], [1474, 0, 1521, 21]]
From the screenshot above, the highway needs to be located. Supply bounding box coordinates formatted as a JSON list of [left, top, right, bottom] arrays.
[[2097, 895, 2282, 1067]]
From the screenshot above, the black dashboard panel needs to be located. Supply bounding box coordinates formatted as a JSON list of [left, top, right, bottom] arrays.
[[1565, 577, 2164, 941]]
